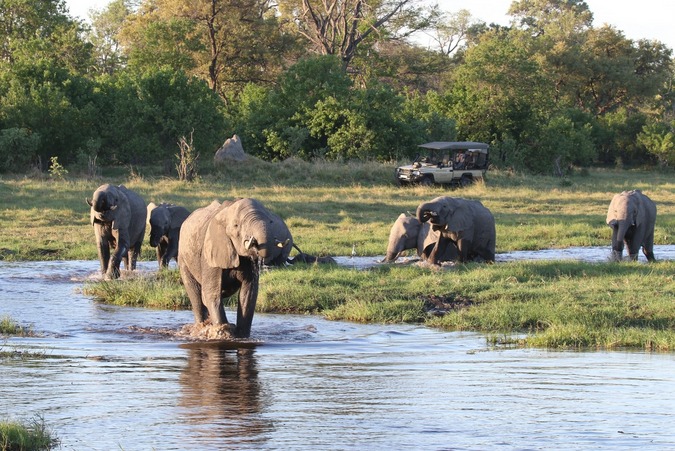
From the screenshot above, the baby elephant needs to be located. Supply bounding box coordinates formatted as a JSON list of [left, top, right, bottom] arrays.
[[383, 213, 457, 263], [147, 202, 191, 269], [417, 196, 496, 264], [606, 190, 657, 262]]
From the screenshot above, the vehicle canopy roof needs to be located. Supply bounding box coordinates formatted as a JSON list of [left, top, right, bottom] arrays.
[[418, 141, 489, 153]]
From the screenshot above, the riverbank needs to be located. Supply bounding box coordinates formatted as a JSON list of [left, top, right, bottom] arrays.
[[2, 163, 675, 350]]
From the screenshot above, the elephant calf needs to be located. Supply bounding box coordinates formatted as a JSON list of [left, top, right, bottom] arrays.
[[606, 190, 657, 262], [87, 184, 146, 279], [417, 196, 496, 264], [383, 213, 457, 263], [147, 202, 191, 269]]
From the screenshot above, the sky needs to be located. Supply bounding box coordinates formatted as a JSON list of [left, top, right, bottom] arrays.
[[65, 0, 675, 51]]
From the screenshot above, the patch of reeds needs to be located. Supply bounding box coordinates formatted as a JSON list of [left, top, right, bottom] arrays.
[[0, 316, 30, 336], [0, 415, 58, 451], [81, 270, 189, 310]]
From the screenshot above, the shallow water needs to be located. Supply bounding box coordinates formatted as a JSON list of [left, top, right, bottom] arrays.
[[1, 258, 675, 450], [341, 244, 675, 269]]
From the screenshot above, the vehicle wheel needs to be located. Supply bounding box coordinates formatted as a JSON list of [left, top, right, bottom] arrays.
[[459, 175, 473, 187], [420, 176, 434, 186]]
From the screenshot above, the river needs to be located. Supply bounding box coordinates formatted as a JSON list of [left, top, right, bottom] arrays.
[[1, 253, 674, 450]]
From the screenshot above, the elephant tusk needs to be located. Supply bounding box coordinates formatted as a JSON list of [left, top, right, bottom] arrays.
[[109, 205, 118, 211], [276, 238, 290, 248], [245, 237, 258, 250]]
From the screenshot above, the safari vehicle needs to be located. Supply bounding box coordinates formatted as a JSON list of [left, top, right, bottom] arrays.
[[395, 141, 489, 187]]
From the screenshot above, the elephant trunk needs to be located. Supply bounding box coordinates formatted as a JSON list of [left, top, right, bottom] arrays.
[[383, 243, 403, 262], [416, 202, 441, 226], [610, 219, 629, 261]]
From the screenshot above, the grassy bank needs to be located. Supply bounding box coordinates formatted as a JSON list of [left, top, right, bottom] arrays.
[[3, 162, 675, 350], [83, 259, 675, 350]]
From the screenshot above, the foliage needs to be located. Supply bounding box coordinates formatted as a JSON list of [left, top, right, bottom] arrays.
[[0, 0, 673, 172], [283, 0, 437, 67], [638, 119, 675, 167], [0, 128, 40, 172], [120, 0, 295, 100], [96, 69, 228, 166], [47, 157, 68, 179], [231, 55, 456, 161]]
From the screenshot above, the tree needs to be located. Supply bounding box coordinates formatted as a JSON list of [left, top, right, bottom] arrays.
[[0, 0, 93, 72], [426, 9, 477, 57], [87, 0, 131, 75], [120, 0, 296, 100], [284, 0, 435, 67]]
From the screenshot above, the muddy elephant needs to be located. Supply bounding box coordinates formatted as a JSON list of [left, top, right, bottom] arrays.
[[382, 213, 457, 263], [87, 184, 146, 279], [416, 196, 496, 264], [606, 190, 657, 262], [178, 198, 293, 338], [147, 202, 191, 269]]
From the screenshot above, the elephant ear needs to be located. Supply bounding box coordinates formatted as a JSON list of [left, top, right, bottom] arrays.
[[446, 200, 472, 233], [146, 202, 157, 225], [204, 207, 239, 269], [633, 192, 645, 227]]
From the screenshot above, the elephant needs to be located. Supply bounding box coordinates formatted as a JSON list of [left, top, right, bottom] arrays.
[[416, 196, 496, 264], [86, 184, 146, 279], [178, 198, 293, 338], [606, 190, 657, 262], [146, 202, 191, 269], [382, 213, 457, 263]]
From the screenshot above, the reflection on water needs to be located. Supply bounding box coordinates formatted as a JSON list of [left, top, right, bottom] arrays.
[[0, 260, 675, 449], [179, 345, 273, 447]]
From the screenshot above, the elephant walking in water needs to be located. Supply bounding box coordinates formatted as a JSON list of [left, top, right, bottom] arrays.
[[87, 184, 146, 279], [178, 198, 292, 338], [606, 190, 657, 262], [147, 202, 191, 269], [416, 196, 496, 264]]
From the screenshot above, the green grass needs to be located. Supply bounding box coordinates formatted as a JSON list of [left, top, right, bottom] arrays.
[[1, 163, 673, 260], [0, 416, 58, 451], [2, 162, 675, 350], [0, 316, 30, 337], [81, 269, 189, 309]]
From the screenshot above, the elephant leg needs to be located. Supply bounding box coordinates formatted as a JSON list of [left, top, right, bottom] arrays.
[[180, 267, 208, 323], [97, 242, 110, 275], [234, 261, 259, 338], [164, 239, 179, 267], [610, 227, 623, 261], [626, 237, 640, 261], [96, 231, 110, 275], [129, 242, 141, 271], [429, 235, 452, 265], [643, 229, 656, 262], [456, 238, 472, 263], [201, 267, 228, 325], [158, 240, 169, 268]]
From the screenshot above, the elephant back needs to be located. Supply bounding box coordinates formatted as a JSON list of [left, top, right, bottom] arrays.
[[178, 201, 223, 272]]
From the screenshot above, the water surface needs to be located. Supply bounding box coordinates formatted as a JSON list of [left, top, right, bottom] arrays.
[[1, 259, 674, 450]]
